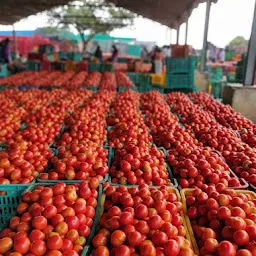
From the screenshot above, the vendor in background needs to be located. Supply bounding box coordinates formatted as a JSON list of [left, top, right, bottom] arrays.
[[94, 45, 103, 63], [141, 46, 149, 61], [110, 45, 119, 62], [218, 48, 225, 63], [154, 48, 164, 74], [0, 38, 11, 63]]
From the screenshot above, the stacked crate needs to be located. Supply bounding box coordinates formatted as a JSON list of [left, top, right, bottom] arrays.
[[166, 56, 195, 90]]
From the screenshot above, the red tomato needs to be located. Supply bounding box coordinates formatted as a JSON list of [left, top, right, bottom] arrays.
[[13, 237, 31, 254], [233, 230, 250, 245], [94, 246, 110, 256], [110, 230, 126, 247], [92, 233, 107, 248], [47, 234, 63, 250], [127, 231, 142, 246], [217, 241, 236, 256], [163, 239, 180, 256], [32, 216, 47, 230], [0, 237, 13, 254], [151, 231, 168, 247], [29, 240, 47, 256]]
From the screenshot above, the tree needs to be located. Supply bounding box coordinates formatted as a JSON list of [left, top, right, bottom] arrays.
[[48, 0, 135, 52], [227, 36, 248, 50]]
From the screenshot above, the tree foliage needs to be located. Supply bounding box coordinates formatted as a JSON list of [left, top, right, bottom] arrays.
[[48, 0, 135, 51], [227, 36, 248, 50]]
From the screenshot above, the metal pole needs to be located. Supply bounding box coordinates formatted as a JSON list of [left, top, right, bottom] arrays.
[[200, 0, 212, 71], [244, 1, 256, 85], [176, 27, 180, 45], [185, 19, 189, 45], [12, 25, 17, 60]]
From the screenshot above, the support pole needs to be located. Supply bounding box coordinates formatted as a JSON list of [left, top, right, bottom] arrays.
[[200, 0, 212, 71], [176, 27, 180, 45], [12, 25, 17, 61], [244, 2, 256, 85], [185, 19, 189, 45]]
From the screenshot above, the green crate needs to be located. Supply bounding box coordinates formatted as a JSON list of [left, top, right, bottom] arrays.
[[0, 182, 35, 230], [89, 64, 102, 72], [81, 86, 98, 92], [117, 58, 127, 63], [166, 73, 194, 89], [37, 146, 112, 184], [24, 183, 103, 256], [139, 74, 151, 86], [166, 57, 196, 74], [227, 72, 236, 83], [26, 61, 40, 71], [127, 72, 139, 85], [118, 86, 137, 92], [138, 84, 151, 93], [211, 81, 224, 99], [102, 64, 113, 72], [0, 64, 8, 77], [152, 86, 164, 94]]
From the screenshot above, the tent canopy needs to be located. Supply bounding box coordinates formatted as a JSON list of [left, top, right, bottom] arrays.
[[107, 0, 218, 28], [0, 0, 70, 25]]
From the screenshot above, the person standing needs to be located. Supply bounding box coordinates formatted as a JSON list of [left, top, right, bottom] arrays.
[[1, 38, 11, 63], [110, 45, 119, 62], [154, 48, 163, 74], [94, 45, 103, 63]]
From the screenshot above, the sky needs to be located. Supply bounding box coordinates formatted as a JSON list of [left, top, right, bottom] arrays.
[[0, 0, 255, 49]]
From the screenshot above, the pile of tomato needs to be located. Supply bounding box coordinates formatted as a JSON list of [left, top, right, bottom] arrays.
[[0, 88, 255, 256]]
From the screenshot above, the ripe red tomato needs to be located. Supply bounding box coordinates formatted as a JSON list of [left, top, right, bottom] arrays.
[[29, 240, 47, 256], [152, 231, 168, 247], [110, 230, 126, 247], [0, 237, 13, 254], [127, 231, 142, 246], [47, 234, 63, 250], [32, 216, 47, 230], [163, 239, 180, 256], [13, 237, 31, 254], [233, 230, 250, 245], [134, 204, 148, 219], [92, 233, 107, 248], [217, 241, 236, 256]]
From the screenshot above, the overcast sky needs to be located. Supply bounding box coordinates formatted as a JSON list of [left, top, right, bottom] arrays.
[[0, 0, 255, 49]]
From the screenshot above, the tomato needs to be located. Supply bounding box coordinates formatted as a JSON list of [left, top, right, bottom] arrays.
[[134, 204, 148, 219], [30, 240, 47, 256], [127, 231, 142, 246], [236, 249, 253, 256], [61, 239, 73, 251], [139, 243, 156, 256], [217, 241, 236, 256], [29, 229, 46, 241], [62, 250, 79, 256], [0, 237, 13, 254], [42, 205, 57, 219], [55, 222, 69, 236], [46, 250, 63, 256], [112, 245, 131, 256], [65, 229, 79, 243], [119, 212, 134, 226], [32, 216, 47, 230], [163, 239, 180, 256], [94, 246, 110, 256], [13, 237, 31, 254], [47, 234, 63, 250], [233, 230, 250, 245], [147, 215, 163, 230], [110, 230, 126, 247], [92, 233, 107, 248], [135, 221, 150, 234], [151, 231, 168, 247], [179, 248, 195, 256], [204, 238, 218, 253]]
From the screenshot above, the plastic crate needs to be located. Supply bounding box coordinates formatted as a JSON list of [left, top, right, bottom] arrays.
[[138, 84, 151, 93], [166, 57, 195, 74], [151, 73, 166, 87], [181, 188, 256, 256], [26, 61, 40, 71], [102, 64, 113, 72], [89, 63, 102, 72], [0, 182, 35, 230], [152, 86, 164, 94], [0, 64, 8, 77], [127, 72, 139, 85], [37, 146, 112, 184], [81, 86, 97, 92], [139, 74, 151, 86], [94, 186, 195, 255], [24, 183, 103, 256], [227, 72, 236, 83], [117, 86, 137, 92], [166, 73, 194, 89]]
